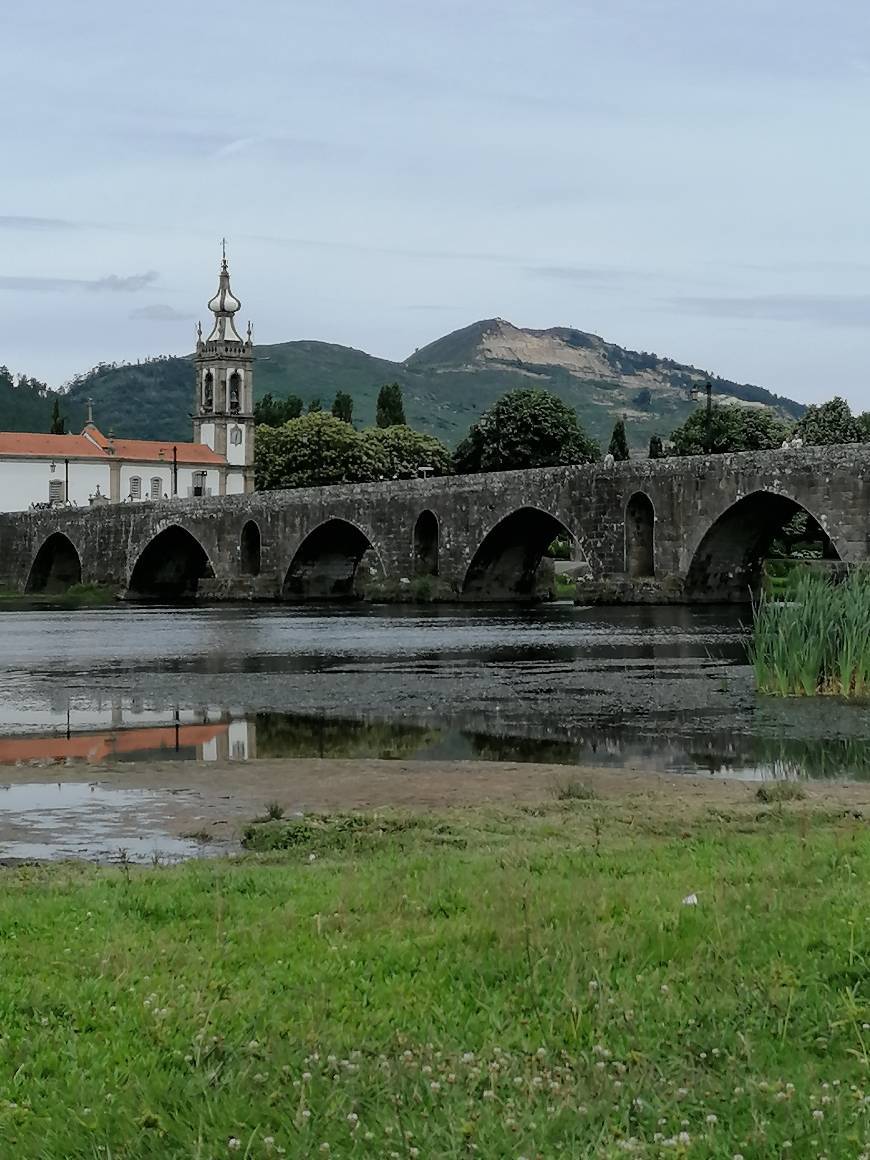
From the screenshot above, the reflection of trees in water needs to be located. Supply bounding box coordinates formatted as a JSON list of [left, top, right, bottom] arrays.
[[751, 737, 870, 781], [254, 714, 439, 760], [253, 711, 870, 781], [469, 734, 582, 764]]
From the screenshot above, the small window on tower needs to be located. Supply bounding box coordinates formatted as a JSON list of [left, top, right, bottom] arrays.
[[230, 426, 242, 446], [130, 476, 142, 500], [229, 371, 241, 413], [204, 371, 214, 410]]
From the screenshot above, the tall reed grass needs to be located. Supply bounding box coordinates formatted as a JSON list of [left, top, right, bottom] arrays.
[[751, 567, 870, 697]]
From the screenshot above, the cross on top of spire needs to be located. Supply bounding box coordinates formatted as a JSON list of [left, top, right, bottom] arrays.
[[221, 236, 227, 271]]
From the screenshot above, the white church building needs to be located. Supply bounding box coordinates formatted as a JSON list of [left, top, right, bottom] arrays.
[[0, 253, 255, 513]]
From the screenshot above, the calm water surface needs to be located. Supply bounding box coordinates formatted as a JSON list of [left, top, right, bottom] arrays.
[[3, 603, 870, 782]]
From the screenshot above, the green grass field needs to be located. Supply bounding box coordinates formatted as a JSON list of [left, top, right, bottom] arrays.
[[1, 803, 868, 1157]]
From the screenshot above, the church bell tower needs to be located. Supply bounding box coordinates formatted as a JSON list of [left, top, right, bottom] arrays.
[[193, 243, 254, 494]]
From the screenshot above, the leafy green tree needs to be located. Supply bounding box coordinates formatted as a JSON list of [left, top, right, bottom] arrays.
[[49, 398, 66, 435], [254, 412, 388, 491], [607, 418, 630, 460], [307, 398, 322, 414], [254, 393, 303, 426], [669, 404, 789, 455], [376, 382, 406, 428], [791, 397, 862, 445], [648, 434, 664, 459], [331, 391, 354, 424], [365, 425, 452, 478], [453, 389, 600, 474]]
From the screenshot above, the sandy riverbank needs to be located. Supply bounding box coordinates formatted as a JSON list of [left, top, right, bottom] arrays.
[[1, 757, 868, 862]]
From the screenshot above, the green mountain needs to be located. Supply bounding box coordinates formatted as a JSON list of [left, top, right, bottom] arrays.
[[4, 319, 805, 447]]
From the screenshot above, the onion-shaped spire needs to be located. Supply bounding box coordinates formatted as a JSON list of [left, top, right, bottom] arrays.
[[205, 239, 243, 343]]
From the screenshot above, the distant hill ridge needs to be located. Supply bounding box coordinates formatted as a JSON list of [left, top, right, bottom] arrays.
[[1, 319, 804, 448]]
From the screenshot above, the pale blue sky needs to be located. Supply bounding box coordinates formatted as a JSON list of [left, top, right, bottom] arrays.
[[3, 0, 869, 406]]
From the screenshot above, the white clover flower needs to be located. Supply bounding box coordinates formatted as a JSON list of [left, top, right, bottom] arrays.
[[228, 1140, 241, 1152]]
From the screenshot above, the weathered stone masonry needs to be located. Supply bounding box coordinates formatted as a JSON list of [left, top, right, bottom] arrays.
[[1, 446, 868, 602]]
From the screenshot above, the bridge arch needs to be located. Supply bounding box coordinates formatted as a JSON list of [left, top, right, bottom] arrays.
[[26, 532, 83, 593], [413, 510, 439, 576], [625, 492, 655, 578], [127, 524, 215, 600], [282, 518, 383, 601], [685, 490, 842, 601], [462, 506, 581, 600], [240, 520, 262, 577]]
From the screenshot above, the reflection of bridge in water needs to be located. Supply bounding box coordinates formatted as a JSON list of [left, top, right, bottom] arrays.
[[4, 708, 870, 782]]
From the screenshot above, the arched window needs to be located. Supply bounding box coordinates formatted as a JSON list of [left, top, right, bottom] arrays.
[[129, 476, 142, 501], [203, 371, 214, 410], [150, 476, 162, 500], [48, 479, 64, 505], [229, 371, 241, 413]]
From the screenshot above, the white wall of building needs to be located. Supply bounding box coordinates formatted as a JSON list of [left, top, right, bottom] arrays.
[[120, 463, 173, 501], [0, 458, 109, 512], [225, 468, 247, 495], [226, 423, 248, 466], [0, 458, 225, 512]]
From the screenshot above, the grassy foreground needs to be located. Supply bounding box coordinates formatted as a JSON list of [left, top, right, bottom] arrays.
[[1, 803, 869, 1158]]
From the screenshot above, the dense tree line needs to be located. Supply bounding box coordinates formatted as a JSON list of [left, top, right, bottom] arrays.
[[251, 375, 870, 491]]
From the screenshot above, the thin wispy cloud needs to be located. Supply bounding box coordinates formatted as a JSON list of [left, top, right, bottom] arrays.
[[0, 215, 78, 231], [673, 294, 870, 328], [88, 272, 159, 293], [0, 272, 158, 293]]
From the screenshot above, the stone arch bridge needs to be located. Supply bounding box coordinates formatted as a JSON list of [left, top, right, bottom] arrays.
[[1, 447, 867, 604]]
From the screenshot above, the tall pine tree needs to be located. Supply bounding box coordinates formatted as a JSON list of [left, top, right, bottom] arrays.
[[49, 398, 66, 435], [376, 382, 406, 428], [331, 391, 354, 423], [608, 418, 630, 460]]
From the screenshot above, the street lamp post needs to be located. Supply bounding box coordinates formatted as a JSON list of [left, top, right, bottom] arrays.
[[691, 380, 713, 453], [64, 457, 69, 502]]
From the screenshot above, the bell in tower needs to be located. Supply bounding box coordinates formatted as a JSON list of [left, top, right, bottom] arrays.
[[192, 242, 255, 495]]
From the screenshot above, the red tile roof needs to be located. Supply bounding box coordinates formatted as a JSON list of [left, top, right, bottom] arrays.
[[107, 438, 226, 466], [0, 429, 225, 465], [0, 432, 108, 459]]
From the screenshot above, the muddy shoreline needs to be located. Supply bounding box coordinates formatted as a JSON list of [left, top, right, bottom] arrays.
[[1, 755, 868, 865]]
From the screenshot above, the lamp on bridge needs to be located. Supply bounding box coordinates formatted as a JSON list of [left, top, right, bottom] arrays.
[[691, 379, 713, 454]]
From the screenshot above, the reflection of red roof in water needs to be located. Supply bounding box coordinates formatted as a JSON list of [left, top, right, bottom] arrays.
[[0, 724, 229, 765]]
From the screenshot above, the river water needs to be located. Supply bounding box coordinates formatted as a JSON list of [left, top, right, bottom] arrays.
[[2, 603, 870, 859]]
